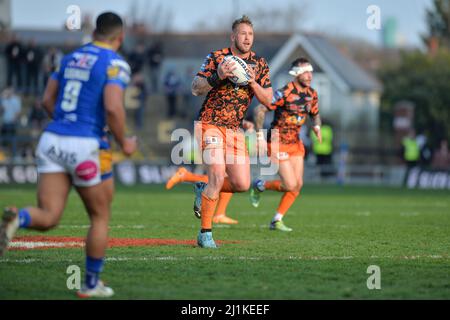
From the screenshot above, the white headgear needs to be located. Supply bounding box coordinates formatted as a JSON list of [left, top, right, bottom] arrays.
[[289, 64, 313, 77]]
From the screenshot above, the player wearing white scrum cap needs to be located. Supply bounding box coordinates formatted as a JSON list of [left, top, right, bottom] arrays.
[[251, 57, 322, 232]]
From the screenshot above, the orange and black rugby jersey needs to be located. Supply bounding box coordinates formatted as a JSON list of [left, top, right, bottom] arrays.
[[268, 81, 319, 145], [197, 47, 271, 131]]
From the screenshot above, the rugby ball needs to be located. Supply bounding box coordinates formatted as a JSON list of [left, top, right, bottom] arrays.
[[224, 55, 251, 86]]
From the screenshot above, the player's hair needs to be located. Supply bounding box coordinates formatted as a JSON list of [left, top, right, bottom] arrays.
[[292, 57, 311, 67], [232, 15, 253, 32], [94, 12, 123, 41]]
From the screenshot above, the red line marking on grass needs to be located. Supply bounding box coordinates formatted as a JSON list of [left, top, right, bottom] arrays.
[[10, 236, 238, 250]]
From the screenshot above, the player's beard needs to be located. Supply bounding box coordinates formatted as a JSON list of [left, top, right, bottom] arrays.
[[234, 39, 251, 55], [297, 77, 311, 88]]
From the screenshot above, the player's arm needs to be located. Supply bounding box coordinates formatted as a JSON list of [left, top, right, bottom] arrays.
[[309, 91, 322, 143], [104, 59, 137, 156], [311, 114, 322, 144], [247, 61, 273, 107], [42, 78, 59, 119], [253, 104, 270, 154], [42, 60, 64, 119], [248, 79, 272, 108], [254, 104, 269, 131], [104, 84, 136, 156], [242, 119, 255, 132], [191, 76, 212, 96], [254, 87, 284, 131], [192, 53, 236, 96]]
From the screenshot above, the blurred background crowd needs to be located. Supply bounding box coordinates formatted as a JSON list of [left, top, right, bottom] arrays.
[[0, 0, 449, 186]]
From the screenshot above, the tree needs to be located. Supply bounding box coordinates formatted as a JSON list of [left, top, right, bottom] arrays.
[[379, 50, 450, 147], [424, 0, 450, 49], [127, 0, 173, 33]]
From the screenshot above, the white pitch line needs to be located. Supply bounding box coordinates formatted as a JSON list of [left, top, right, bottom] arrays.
[[8, 241, 82, 249], [400, 212, 420, 217], [58, 225, 145, 229], [1, 254, 448, 264]]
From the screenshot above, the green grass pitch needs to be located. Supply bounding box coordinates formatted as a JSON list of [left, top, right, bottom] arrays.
[[0, 184, 449, 299]]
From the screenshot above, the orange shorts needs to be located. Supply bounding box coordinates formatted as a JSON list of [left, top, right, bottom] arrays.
[[268, 141, 305, 162], [195, 122, 248, 159]]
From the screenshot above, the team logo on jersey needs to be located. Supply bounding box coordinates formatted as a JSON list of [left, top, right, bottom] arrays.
[[108, 59, 131, 85], [107, 66, 120, 78], [110, 59, 131, 73], [68, 53, 98, 69], [286, 114, 306, 126]]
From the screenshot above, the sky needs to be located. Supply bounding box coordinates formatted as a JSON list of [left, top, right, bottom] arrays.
[[10, 0, 432, 48]]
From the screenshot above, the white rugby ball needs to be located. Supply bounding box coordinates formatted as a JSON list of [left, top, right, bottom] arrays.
[[224, 55, 251, 86]]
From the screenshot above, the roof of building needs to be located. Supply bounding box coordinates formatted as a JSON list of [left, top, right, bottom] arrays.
[[10, 29, 381, 92]]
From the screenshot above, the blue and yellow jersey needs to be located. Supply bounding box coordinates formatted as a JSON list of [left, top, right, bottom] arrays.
[[45, 41, 131, 140]]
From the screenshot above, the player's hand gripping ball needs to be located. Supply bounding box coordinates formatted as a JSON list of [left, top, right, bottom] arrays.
[[224, 55, 251, 86]]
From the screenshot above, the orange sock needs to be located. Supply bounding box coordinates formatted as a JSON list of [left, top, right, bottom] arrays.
[[276, 191, 299, 215], [220, 178, 234, 192], [265, 180, 283, 192], [201, 194, 218, 230], [183, 171, 208, 184], [215, 192, 233, 216]]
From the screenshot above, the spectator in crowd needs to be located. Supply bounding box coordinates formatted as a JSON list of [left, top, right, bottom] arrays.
[[28, 98, 48, 133], [24, 39, 43, 96], [147, 41, 163, 92], [0, 87, 22, 158], [164, 69, 181, 118], [128, 43, 146, 74], [416, 130, 432, 167], [42, 47, 63, 86], [19, 98, 48, 161], [131, 73, 148, 130], [311, 122, 334, 177], [181, 67, 196, 120], [401, 130, 420, 169], [5, 34, 24, 90], [431, 139, 450, 170]]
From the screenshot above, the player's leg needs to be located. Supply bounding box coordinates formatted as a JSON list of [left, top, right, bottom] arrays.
[[102, 175, 114, 204], [221, 128, 251, 193], [213, 192, 238, 224], [0, 173, 71, 256], [196, 125, 229, 247], [210, 133, 249, 225], [267, 158, 298, 191], [197, 156, 226, 248], [28, 173, 72, 229], [253, 144, 297, 193], [250, 143, 298, 208], [166, 167, 208, 190], [269, 156, 303, 232], [75, 140, 116, 297], [193, 125, 224, 247], [75, 182, 113, 298]]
